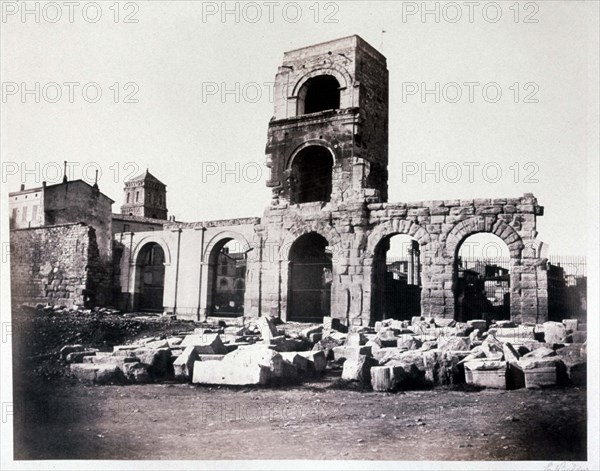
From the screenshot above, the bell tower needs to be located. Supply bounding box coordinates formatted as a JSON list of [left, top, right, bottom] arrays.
[[120, 169, 168, 220], [265, 35, 389, 206]]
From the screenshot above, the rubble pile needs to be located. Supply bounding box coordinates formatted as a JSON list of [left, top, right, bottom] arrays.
[[65, 315, 587, 391]]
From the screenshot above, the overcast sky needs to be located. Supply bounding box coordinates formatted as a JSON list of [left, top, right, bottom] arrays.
[[1, 1, 598, 257]]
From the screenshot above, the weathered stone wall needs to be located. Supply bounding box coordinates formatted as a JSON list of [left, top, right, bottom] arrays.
[[43, 180, 114, 262], [10, 223, 111, 308], [250, 192, 547, 326]]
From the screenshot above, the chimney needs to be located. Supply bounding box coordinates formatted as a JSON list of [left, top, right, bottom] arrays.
[[20, 184, 25, 191]]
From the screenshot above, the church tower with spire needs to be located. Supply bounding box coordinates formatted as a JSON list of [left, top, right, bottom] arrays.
[[120, 169, 168, 220]]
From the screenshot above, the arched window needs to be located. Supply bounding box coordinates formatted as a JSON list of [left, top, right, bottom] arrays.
[[290, 146, 333, 204], [297, 75, 340, 115]]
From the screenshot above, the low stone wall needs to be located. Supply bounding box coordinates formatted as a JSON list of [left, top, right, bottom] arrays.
[[10, 223, 111, 308]]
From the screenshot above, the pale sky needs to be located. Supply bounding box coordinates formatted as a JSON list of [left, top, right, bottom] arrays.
[[1, 1, 598, 257]]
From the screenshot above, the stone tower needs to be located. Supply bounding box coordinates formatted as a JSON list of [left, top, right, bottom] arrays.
[[120, 170, 168, 220], [265, 35, 389, 206]]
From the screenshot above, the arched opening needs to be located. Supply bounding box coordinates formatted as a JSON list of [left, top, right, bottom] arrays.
[[297, 75, 341, 115], [207, 239, 247, 317], [288, 233, 332, 322], [454, 233, 510, 322], [372, 234, 422, 323], [135, 242, 165, 312], [290, 146, 333, 204]]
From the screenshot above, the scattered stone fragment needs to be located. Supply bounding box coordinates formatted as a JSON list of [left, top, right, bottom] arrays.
[[516, 358, 558, 389], [467, 320, 487, 332], [543, 321, 567, 345], [180, 333, 228, 354], [464, 360, 507, 389], [438, 336, 470, 351], [173, 346, 200, 380], [60, 344, 85, 360], [371, 366, 406, 392], [332, 345, 372, 362], [123, 362, 152, 383], [502, 342, 521, 362], [345, 332, 368, 347], [341, 355, 378, 383], [192, 360, 269, 386], [70, 363, 124, 384], [297, 350, 327, 374]]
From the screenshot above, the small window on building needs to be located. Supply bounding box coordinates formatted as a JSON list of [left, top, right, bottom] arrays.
[[136, 191, 139, 202], [12, 208, 17, 220], [124, 224, 130, 232], [127, 193, 130, 203], [32, 205, 38, 222], [22, 206, 28, 221]]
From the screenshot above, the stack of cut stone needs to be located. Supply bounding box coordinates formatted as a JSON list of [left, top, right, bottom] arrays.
[[190, 317, 326, 386]]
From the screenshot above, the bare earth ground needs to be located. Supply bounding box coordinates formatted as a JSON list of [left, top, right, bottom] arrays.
[[11, 309, 587, 461]]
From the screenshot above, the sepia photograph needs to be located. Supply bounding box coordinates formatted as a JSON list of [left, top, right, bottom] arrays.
[[1, 1, 598, 470]]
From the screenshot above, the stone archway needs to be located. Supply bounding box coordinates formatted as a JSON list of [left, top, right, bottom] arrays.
[[443, 217, 525, 322], [366, 220, 432, 324], [203, 233, 251, 317], [134, 242, 166, 312], [287, 232, 332, 322]]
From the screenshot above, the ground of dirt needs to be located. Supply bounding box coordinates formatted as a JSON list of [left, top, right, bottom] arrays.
[[9, 308, 588, 461]]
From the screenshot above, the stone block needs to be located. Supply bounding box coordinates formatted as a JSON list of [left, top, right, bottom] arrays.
[[561, 358, 586, 387], [180, 334, 228, 354], [397, 335, 422, 350], [297, 350, 327, 374], [173, 345, 200, 380], [132, 347, 173, 378], [167, 337, 183, 347], [123, 362, 152, 383], [423, 350, 468, 386], [438, 336, 470, 351], [502, 342, 521, 362], [464, 360, 507, 389], [488, 326, 536, 343], [371, 366, 406, 392], [70, 363, 124, 384], [520, 347, 556, 361], [516, 358, 558, 388], [192, 360, 269, 386], [60, 344, 85, 360], [376, 329, 400, 347], [257, 316, 279, 341], [543, 321, 567, 344], [481, 335, 504, 360], [332, 345, 372, 362], [301, 325, 323, 338], [145, 339, 170, 349], [270, 336, 305, 352], [280, 352, 312, 376], [65, 350, 97, 363], [433, 318, 456, 328], [341, 355, 378, 383], [345, 332, 368, 347], [323, 316, 346, 332], [223, 345, 284, 379]]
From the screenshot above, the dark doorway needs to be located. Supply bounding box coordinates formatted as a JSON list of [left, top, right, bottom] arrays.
[[290, 146, 333, 204], [208, 239, 247, 317], [288, 233, 332, 322], [136, 243, 165, 312], [372, 234, 422, 323]]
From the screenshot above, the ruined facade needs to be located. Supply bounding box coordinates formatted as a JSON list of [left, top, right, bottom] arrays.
[[115, 36, 549, 326]]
